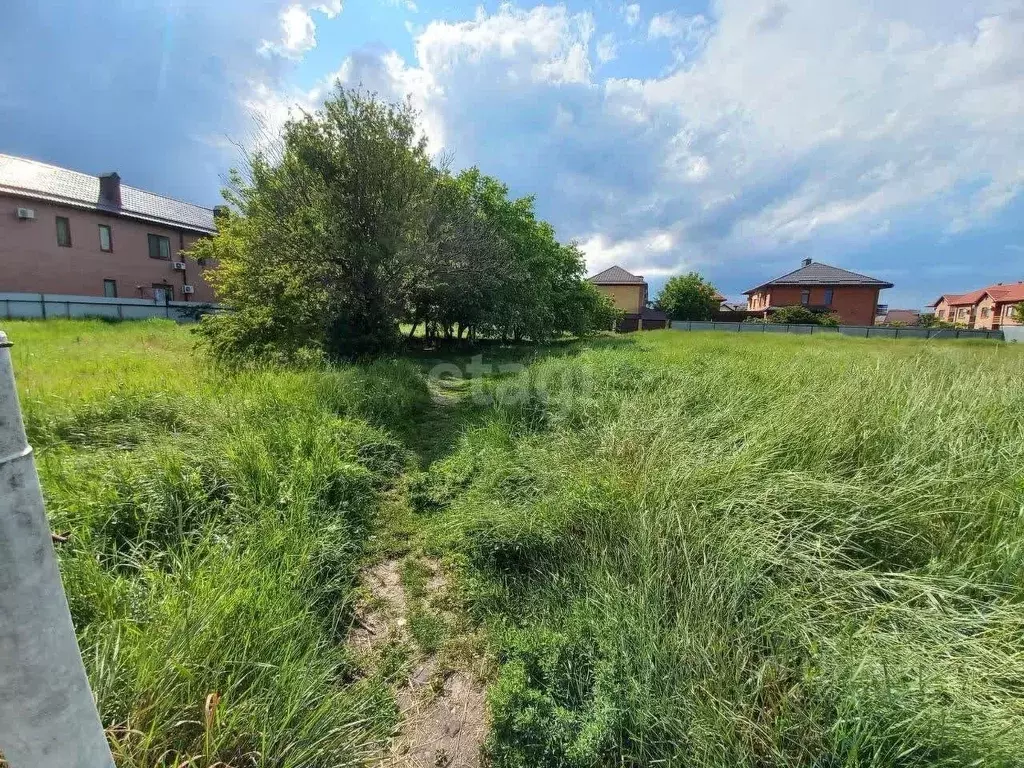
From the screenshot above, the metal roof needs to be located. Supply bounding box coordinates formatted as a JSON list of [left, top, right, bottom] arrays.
[[744, 261, 893, 294], [588, 265, 645, 284], [0, 154, 216, 234]]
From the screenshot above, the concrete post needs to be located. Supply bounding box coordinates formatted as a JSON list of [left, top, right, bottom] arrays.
[[0, 331, 114, 768]]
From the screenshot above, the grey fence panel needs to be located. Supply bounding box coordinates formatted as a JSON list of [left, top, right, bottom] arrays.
[[1003, 326, 1024, 343], [670, 321, 1003, 341], [0, 292, 219, 322]]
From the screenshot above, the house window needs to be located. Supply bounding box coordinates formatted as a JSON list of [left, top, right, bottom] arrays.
[[152, 283, 173, 303], [99, 224, 113, 252], [148, 233, 171, 260], [103, 279, 117, 298], [800, 290, 810, 305], [981, 307, 990, 319], [823, 289, 833, 305], [56, 216, 71, 247]]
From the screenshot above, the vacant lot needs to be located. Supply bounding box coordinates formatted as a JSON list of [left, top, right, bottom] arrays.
[[7, 321, 1024, 767]]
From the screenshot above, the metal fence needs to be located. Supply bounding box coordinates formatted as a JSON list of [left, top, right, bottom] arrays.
[[0, 292, 219, 323], [670, 320, 1004, 341]]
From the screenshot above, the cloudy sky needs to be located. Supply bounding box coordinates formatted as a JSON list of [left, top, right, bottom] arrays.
[[2, 0, 1022, 307]]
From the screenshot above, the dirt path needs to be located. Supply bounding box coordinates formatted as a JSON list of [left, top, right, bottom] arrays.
[[351, 557, 487, 768]]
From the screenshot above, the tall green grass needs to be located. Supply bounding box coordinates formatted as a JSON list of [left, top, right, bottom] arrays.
[[424, 332, 1024, 766], [7, 320, 430, 767]]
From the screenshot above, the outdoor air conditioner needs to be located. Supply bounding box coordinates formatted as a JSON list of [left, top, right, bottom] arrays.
[[171, 261, 187, 271], [16, 207, 35, 220], [182, 285, 195, 295]]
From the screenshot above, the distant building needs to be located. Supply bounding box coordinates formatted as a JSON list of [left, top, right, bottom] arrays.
[[877, 309, 921, 326], [930, 282, 1024, 330], [0, 154, 217, 303], [587, 265, 669, 331], [744, 259, 893, 326]]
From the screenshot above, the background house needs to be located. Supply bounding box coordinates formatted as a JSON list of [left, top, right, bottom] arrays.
[[744, 259, 893, 325], [0, 154, 217, 303], [877, 309, 921, 326], [931, 282, 1024, 329], [587, 265, 669, 331]]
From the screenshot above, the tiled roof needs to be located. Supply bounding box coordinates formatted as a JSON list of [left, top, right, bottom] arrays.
[[588, 265, 645, 284], [0, 154, 216, 234], [932, 283, 1024, 307], [744, 261, 893, 294], [880, 309, 921, 325], [984, 283, 1024, 304]]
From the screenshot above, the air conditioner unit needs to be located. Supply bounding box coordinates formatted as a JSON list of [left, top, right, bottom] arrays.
[[171, 261, 187, 271], [181, 284, 195, 295], [16, 207, 35, 220]]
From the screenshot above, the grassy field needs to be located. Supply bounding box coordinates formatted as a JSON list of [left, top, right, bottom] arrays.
[[6, 320, 1024, 767]]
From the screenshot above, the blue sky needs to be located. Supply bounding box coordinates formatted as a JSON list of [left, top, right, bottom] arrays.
[[2, 0, 1022, 308]]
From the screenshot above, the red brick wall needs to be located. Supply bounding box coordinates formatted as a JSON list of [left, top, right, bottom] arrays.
[[0, 194, 216, 302], [765, 285, 882, 325]]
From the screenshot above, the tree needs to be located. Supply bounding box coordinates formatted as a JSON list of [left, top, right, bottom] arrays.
[[1012, 303, 1024, 325], [194, 87, 614, 362], [656, 273, 721, 321], [194, 87, 434, 361]]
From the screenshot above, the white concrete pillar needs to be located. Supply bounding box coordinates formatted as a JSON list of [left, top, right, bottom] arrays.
[[0, 331, 114, 768]]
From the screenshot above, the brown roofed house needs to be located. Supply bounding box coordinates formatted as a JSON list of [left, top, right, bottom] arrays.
[[587, 265, 669, 331], [0, 153, 218, 302], [931, 282, 1024, 329], [744, 258, 893, 325]]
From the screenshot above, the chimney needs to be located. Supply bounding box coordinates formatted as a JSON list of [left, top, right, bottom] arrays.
[[99, 172, 121, 207], [802, 258, 813, 266]]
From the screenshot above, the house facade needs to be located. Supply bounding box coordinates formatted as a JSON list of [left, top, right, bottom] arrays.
[[931, 283, 1024, 330], [744, 259, 893, 325], [0, 154, 217, 303], [587, 265, 669, 331]]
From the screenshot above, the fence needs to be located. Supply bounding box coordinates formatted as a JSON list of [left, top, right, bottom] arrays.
[[670, 320, 1004, 341], [0, 292, 219, 323]]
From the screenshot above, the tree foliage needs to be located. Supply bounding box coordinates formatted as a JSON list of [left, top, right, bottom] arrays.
[[655, 273, 721, 321], [767, 305, 840, 325], [193, 87, 614, 362]]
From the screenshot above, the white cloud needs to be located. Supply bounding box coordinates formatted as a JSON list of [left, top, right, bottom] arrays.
[[596, 33, 617, 63], [251, 0, 1024, 299], [623, 4, 640, 27], [312, 0, 343, 17], [260, 1, 344, 59]]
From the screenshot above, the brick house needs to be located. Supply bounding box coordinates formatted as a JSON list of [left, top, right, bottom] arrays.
[[744, 259, 893, 325], [0, 154, 217, 303], [587, 265, 670, 331], [931, 282, 1024, 329]]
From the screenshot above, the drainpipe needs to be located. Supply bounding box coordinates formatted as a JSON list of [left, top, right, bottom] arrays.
[[0, 331, 114, 768]]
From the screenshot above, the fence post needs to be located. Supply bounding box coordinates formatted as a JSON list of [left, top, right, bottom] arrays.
[[0, 331, 115, 768], [895, 327, 900, 340], [39, 294, 46, 321]]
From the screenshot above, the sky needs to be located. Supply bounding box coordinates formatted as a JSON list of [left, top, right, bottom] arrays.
[[2, 0, 1022, 308]]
